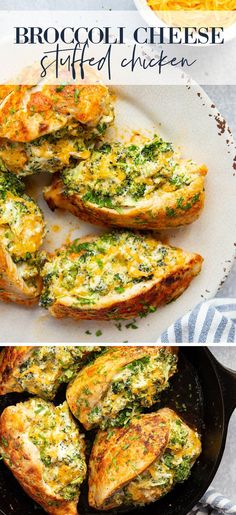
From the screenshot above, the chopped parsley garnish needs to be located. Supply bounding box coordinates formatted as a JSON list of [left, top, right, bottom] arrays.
[[177, 193, 200, 211], [166, 207, 176, 217], [62, 136, 198, 211], [125, 321, 138, 330], [74, 88, 80, 104], [55, 85, 65, 92], [1, 436, 8, 448]]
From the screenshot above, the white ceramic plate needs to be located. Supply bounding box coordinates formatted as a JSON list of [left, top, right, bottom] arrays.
[[0, 84, 236, 343]]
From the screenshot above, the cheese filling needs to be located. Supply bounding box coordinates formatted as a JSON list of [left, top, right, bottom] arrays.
[[0, 172, 45, 258], [85, 349, 177, 429], [0, 114, 113, 176], [24, 399, 86, 501], [40, 231, 192, 309], [14, 346, 101, 399], [107, 416, 201, 508], [62, 136, 204, 209], [0, 172, 45, 290]]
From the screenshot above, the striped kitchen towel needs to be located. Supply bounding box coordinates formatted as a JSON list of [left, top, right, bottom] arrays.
[[158, 299, 236, 512], [189, 488, 236, 514], [157, 298, 236, 344]]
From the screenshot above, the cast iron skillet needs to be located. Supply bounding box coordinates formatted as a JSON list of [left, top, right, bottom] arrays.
[[0, 346, 236, 515]]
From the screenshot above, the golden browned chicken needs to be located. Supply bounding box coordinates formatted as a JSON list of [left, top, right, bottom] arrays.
[[66, 346, 178, 429], [89, 408, 201, 510], [0, 398, 87, 515], [40, 230, 203, 320], [0, 84, 114, 176], [0, 171, 45, 305]]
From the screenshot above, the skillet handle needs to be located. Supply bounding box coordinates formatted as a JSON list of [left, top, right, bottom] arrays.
[[213, 357, 236, 420]]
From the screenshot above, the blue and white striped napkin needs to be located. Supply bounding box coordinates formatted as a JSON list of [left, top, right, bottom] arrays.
[[157, 298, 236, 513], [157, 298, 236, 343], [189, 488, 236, 514]]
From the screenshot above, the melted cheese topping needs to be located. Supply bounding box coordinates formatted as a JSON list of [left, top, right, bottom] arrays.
[[0, 172, 44, 258], [109, 415, 201, 507], [85, 350, 177, 428], [0, 122, 104, 176], [13, 346, 101, 399], [62, 137, 206, 209], [147, 0, 235, 9], [23, 399, 86, 500], [40, 231, 192, 309]]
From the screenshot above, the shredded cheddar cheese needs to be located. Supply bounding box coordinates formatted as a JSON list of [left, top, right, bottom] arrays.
[[146, 1, 236, 30], [75, 348, 178, 429], [62, 137, 203, 210], [0, 172, 45, 258], [10, 346, 100, 399], [20, 399, 86, 501], [40, 231, 194, 310], [147, 0, 235, 9]]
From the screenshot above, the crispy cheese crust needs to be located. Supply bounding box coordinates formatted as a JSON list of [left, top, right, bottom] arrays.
[[89, 408, 201, 510], [0, 399, 86, 515], [0, 346, 101, 398], [0, 84, 114, 176], [40, 231, 203, 321], [0, 84, 113, 142], [66, 346, 178, 430]]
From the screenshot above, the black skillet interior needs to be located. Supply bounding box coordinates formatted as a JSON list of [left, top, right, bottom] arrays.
[[0, 347, 233, 515]]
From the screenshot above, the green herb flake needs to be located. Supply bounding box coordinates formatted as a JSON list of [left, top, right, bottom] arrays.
[[74, 88, 80, 103], [125, 321, 138, 330], [166, 207, 176, 217], [1, 436, 8, 448], [115, 286, 125, 294], [56, 85, 65, 92]]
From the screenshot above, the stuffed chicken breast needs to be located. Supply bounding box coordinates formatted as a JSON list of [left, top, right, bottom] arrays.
[[66, 346, 178, 429], [0, 398, 87, 515], [40, 230, 203, 320], [0, 171, 45, 304], [45, 136, 207, 230], [0, 84, 114, 176], [0, 346, 101, 399], [89, 408, 201, 510], [0, 244, 42, 305]]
